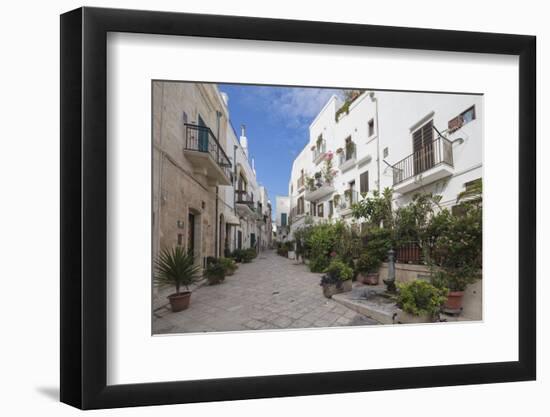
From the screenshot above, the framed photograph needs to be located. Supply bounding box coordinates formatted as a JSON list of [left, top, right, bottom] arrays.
[[60, 6, 536, 410]]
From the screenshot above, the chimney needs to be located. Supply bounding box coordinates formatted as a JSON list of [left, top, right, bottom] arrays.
[[240, 124, 248, 157]]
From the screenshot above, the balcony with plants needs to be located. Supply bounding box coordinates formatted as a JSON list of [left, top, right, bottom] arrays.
[[391, 136, 454, 194], [336, 189, 359, 216], [183, 123, 232, 186], [304, 152, 337, 202], [337, 139, 356, 173], [311, 134, 327, 164], [235, 190, 256, 219]]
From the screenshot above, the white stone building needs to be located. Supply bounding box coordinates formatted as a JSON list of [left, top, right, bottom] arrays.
[[274, 195, 290, 241], [285, 90, 483, 237]]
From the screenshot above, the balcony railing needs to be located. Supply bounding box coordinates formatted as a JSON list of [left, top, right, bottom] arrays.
[[312, 141, 327, 163], [338, 143, 357, 172], [392, 137, 453, 186], [235, 190, 255, 207], [184, 123, 232, 178], [337, 190, 359, 211]]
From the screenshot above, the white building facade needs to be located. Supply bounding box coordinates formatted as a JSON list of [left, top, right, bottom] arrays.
[[285, 90, 483, 237]]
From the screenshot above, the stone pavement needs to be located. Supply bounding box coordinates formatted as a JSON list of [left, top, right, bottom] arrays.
[[153, 249, 378, 334]]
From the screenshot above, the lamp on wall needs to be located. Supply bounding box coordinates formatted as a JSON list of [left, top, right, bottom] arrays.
[[176, 220, 184, 229]]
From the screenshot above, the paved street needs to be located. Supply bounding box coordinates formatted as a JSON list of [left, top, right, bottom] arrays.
[[153, 249, 378, 334]]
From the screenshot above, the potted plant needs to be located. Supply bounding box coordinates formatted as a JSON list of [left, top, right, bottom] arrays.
[[355, 252, 382, 285], [319, 259, 353, 298], [154, 246, 201, 312], [333, 194, 341, 207], [395, 280, 448, 324], [306, 176, 315, 191], [219, 257, 237, 276], [431, 268, 479, 313], [336, 147, 343, 154], [204, 259, 226, 285]]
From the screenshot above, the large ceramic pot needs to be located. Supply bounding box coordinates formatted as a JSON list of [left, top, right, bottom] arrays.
[[443, 291, 465, 312], [167, 291, 192, 312]]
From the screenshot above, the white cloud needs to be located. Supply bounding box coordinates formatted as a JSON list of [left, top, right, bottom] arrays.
[[270, 87, 342, 129]]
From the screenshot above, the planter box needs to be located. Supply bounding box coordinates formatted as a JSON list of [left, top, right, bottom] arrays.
[[395, 309, 435, 324], [288, 250, 296, 260], [322, 279, 352, 298]]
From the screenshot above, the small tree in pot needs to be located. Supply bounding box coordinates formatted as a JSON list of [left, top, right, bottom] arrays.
[[320, 258, 353, 298], [355, 252, 382, 285], [154, 246, 201, 312]]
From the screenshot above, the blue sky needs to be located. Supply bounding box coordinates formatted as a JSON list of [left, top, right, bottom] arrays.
[[219, 84, 343, 219]]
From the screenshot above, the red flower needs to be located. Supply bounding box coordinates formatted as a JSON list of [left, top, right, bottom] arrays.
[[330, 251, 337, 257]]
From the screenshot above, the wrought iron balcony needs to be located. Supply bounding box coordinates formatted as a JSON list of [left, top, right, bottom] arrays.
[[391, 137, 454, 193], [235, 190, 256, 219], [338, 143, 357, 172], [304, 178, 335, 202], [312, 141, 327, 164], [184, 123, 232, 185]]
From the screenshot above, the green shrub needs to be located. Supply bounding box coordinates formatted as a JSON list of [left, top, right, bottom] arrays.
[[356, 252, 382, 274], [204, 261, 225, 284], [325, 259, 354, 281], [396, 280, 448, 316], [219, 257, 237, 274], [307, 223, 337, 272], [241, 248, 256, 263]]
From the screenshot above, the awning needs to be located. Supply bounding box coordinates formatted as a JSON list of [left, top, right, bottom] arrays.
[[225, 213, 241, 226]]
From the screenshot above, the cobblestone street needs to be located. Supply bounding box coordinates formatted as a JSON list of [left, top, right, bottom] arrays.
[[153, 250, 378, 334]]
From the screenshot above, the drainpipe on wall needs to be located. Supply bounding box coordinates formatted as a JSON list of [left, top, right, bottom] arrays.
[[215, 110, 222, 258], [369, 91, 381, 193]]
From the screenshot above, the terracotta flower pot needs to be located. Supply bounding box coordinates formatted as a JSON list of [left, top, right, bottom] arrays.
[[167, 291, 191, 312], [444, 291, 465, 311]]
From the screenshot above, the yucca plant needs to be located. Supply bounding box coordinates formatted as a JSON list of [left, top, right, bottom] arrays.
[[154, 246, 201, 295]]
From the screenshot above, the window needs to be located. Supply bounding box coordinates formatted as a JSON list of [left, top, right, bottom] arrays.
[[412, 120, 434, 174], [310, 202, 316, 216], [329, 200, 334, 218], [448, 105, 476, 132], [318, 203, 324, 218], [360, 171, 369, 195], [461, 106, 476, 124], [368, 119, 374, 136], [297, 196, 305, 215], [281, 213, 287, 227]]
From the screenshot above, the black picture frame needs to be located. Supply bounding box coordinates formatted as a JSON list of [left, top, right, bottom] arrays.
[[60, 6, 536, 410]]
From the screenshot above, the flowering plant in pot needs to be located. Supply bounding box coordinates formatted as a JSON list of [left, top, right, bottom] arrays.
[[395, 280, 448, 324], [154, 246, 201, 312], [355, 252, 382, 285], [319, 258, 353, 298]]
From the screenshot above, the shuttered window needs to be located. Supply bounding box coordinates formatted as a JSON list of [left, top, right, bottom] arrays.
[[318, 203, 324, 218], [412, 120, 434, 174], [360, 171, 369, 194]]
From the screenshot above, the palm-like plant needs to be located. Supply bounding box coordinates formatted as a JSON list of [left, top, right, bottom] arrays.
[[154, 246, 201, 295]]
